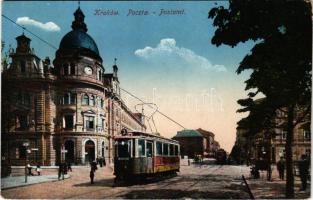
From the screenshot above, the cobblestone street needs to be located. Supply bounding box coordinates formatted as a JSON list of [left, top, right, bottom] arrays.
[[1, 164, 252, 199], [2, 163, 311, 199]]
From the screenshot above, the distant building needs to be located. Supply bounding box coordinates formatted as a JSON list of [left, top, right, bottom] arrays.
[[196, 128, 215, 157], [172, 129, 222, 159], [172, 129, 205, 158]]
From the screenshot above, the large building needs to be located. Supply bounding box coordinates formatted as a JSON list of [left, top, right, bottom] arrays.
[[172, 129, 222, 159], [1, 7, 145, 166], [234, 105, 310, 164]]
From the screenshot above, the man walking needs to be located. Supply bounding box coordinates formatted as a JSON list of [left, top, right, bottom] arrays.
[[276, 157, 285, 180], [298, 154, 310, 191], [90, 169, 95, 184]]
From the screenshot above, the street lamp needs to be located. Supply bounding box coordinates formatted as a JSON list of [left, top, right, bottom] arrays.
[[23, 142, 29, 183]]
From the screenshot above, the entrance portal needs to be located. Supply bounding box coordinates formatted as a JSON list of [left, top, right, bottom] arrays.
[[64, 140, 75, 163], [85, 140, 95, 163]]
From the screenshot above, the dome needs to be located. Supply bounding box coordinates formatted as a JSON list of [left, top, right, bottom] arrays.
[[59, 30, 99, 55]]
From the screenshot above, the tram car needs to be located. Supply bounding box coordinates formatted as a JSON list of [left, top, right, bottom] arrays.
[[215, 149, 227, 165], [114, 131, 180, 180]]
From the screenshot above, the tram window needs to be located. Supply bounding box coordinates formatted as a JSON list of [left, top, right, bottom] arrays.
[[138, 139, 145, 157], [174, 145, 179, 156], [163, 143, 169, 156], [170, 144, 174, 156], [156, 142, 162, 155], [117, 140, 131, 157], [146, 142, 153, 157]]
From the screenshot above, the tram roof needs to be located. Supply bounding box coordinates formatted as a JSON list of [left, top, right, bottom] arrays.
[[114, 131, 179, 144]]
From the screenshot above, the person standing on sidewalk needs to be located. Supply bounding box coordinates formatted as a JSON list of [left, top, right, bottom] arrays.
[[90, 169, 95, 184], [276, 157, 285, 180], [36, 164, 41, 176], [58, 163, 63, 180], [298, 154, 310, 191]]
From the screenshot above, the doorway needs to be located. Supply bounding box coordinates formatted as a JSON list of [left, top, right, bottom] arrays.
[[85, 140, 95, 163]]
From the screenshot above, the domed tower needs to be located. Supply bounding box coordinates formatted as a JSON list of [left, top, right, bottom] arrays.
[[53, 7, 108, 165]]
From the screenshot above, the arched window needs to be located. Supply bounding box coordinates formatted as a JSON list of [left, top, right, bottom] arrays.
[[63, 63, 69, 75], [70, 93, 76, 104], [64, 93, 69, 104], [17, 92, 23, 104], [98, 70, 102, 80], [20, 60, 26, 73], [90, 95, 95, 106], [70, 63, 75, 75], [82, 94, 89, 105], [100, 99, 104, 108], [24, 93, 30, 105]]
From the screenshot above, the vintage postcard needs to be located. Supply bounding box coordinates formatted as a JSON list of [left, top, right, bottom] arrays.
[[1, 0, 311, 199]]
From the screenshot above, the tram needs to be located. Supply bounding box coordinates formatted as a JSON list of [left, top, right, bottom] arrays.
[[114, 131, 180, 180]]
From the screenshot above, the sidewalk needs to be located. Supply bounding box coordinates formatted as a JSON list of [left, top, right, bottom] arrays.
[[1, 174, 70, 190], [247, 168, 311, 199]]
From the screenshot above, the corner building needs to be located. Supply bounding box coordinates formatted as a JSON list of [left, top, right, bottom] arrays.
[[2, 7, 145, 166]]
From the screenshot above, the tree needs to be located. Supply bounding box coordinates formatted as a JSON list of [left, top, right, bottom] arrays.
[[209, 0, 311, 197]]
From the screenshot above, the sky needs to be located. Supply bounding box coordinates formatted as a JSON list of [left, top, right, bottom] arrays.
[[2, 1, 256, 152]]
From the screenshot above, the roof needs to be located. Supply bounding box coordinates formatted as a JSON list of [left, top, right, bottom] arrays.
[[173, 129, 203, 138], [197, 128, 214, 137], [59, 8, 100, 56], [59, 30, 99, 55]]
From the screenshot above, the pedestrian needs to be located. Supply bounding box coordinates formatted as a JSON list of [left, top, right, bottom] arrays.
[[103, 157, 106, 167], [63, 162, 68, 174], [36, 164, 41, 176], [276, 157, 285, 180], [27, 164, 34, 176], [67, 162, 72, 172], [99, 157, 103, 167], [298, 154, 310, 191], [91, 160, 98, 172], [90, 169, 95, 184], [58, 163, 62, 180]]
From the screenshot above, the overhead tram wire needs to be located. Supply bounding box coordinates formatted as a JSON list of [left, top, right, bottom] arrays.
[[120, 87, 186, 130], [2, 14, 58, 50]]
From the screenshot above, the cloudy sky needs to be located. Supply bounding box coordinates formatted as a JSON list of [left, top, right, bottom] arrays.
[[2, 1, 256, 152]]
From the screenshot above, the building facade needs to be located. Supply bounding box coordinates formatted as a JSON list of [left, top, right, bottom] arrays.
[[1, 7, 145, 166], [172, 129, 222, 159], [234, 105, 311, 164]]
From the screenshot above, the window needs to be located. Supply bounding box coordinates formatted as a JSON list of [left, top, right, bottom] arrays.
[[304, 130, 311, 140], [64, 93, 69, 104], [100, 99, 104, 108], [70, 93, 76, 104], [85, 116, 94, 129], [169, 144, 174, 156], [20, 60, 26, 73], [18, 145, 27, 159], [101, 118, 105, 128], [146, 142, 153, 157], [63, 63, 69, 75], [138, 139, 145, 157], [90, 95, 95, 106], [24, 93, 30, 105], [156, 142, 162, 155], [18, 92, 23, 104], [174, 145, 179, 156], [70, 63, 75, 75], [282, 130, 287, 139], [82, 94, 89, 105], [116, 139, 131, 158], [64, 115, 74, 129], [18, 115, 28, 130], [163, 143, 169, 156]]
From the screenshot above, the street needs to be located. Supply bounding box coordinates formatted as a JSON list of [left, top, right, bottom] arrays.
[[1, 164, 251, 199]]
